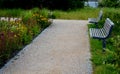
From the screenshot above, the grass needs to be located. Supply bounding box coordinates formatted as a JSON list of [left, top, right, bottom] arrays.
[[90, 38, 119, 74], [52, 7, 100, 20], [0, 9, 24, 17]]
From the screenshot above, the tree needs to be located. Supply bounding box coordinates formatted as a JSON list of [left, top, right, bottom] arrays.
[[0, 0, 85, 10], [99, 0, 120, 7], [42, 0, 85, 10]]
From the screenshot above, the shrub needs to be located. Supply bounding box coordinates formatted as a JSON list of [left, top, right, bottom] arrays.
[[99, 0, 120, 8], [111, 35, 120, 70], [42, 0, 85, 10], [0, 9, 23, 17], [94, 64, 118, 74], [102, 8, 120, 72], [32, 13, 51, 29], [90, 8, 120, 74], [102, 8, 120, 36], [0, 0, 85, 10], [87, 7, 120, 73]]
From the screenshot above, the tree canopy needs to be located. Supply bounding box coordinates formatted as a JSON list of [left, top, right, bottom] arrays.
[[0, 0, 85, 10]]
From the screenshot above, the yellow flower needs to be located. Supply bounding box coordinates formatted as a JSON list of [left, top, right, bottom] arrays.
[[41, 17, 47, 21], [14, 34, 17, 37], [40, 15, 43, 18], [32, 14, 35, 16]]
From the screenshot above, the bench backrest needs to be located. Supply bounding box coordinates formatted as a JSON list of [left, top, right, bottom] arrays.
[[97, 10, 103, 21], [102, 18, 114, 39]]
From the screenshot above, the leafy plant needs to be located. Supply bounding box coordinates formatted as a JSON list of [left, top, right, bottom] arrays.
[[89, 7, 120, 74], [99, 0, 120, 7], [0, 9, 23, 17], [94, 64, 118, 74], [0, 8, 51, 68]]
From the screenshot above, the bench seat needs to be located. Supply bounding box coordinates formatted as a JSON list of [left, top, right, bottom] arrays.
[[88, 18, 98, 24], [89, 28, 107, 39]]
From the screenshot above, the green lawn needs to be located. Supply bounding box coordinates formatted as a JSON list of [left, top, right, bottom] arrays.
[[52, 7, 100, 20]]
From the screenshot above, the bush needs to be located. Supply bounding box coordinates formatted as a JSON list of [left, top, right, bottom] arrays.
[[42, 0, 84, 10], [89, 8, 120, 74], [94, 64, 118, 74], [0, 0, 85, 10], [102, 8, 120, 71], [0, 8, 51, 68], [0, 9, 23, 17], [103, 8, 120, 35], [99, 0, 120, 8]]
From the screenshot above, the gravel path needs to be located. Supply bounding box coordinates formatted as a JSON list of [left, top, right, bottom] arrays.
[[0, 19, 92, 74]]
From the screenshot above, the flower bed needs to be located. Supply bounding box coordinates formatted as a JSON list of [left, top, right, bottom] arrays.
[[0, 11, 51, 68]]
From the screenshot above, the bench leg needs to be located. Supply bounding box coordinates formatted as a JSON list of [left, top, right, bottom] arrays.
[[95, 23, 98, 28], [102, 39, 106, 52]]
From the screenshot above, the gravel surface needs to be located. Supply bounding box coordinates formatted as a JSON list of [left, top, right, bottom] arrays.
[[0, 19, 92, 74]]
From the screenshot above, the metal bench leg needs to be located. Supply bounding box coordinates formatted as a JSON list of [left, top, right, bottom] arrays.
[[102, 39, 106, 52], [95, 23, 98, 28]]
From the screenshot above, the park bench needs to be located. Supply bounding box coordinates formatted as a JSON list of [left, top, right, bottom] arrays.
[[88, 10, 103, 27], [89, 18, 114, 52]]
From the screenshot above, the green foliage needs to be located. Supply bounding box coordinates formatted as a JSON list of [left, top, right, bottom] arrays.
[[0, 8, 51, 68], [89, 8, 120, 74], [22, 10, 33, 23], [103, 8, 120, 35], [0, 0, 41, 9], [94, 64, 118, 74], [0, 0, 85, 10], [0, 9, 23, 17], [111, 35, 120, 70], [32, 13, 50, 29], [90, 38, 119, 74], [42, 0, 76, 10], [52, 7, 100, 20], [99, 0, 120, 7]]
